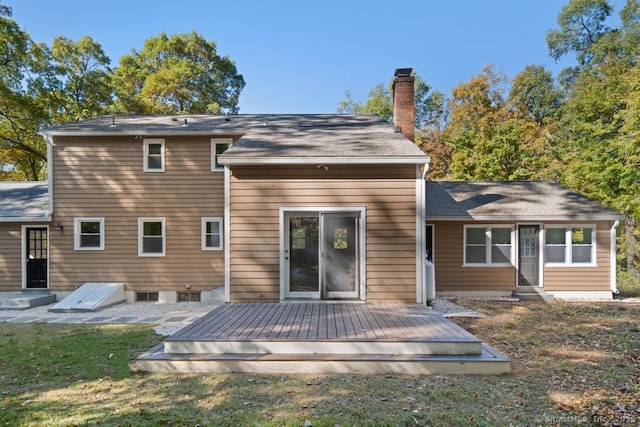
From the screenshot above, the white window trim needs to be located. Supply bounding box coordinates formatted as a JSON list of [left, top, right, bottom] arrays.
[[202, 217, 223, 250], [463, 225, 515, 267], [211, 138, 232, 172], [74, 217, 105, 251], [143, 138, 165, 172], [544, 225, 597, 267], [138, 217, 166, 257]]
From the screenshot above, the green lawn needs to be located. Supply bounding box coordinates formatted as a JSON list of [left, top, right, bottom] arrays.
[[1, 300, 638, 426]]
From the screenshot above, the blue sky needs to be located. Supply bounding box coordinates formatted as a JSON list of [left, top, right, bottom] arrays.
[[7, 0, 627, 114]]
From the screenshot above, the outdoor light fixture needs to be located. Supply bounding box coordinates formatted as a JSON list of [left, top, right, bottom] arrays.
[[56, 221, 64, 231]]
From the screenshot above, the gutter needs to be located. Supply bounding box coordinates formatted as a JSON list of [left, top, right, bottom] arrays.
[[611, 220, 620, 295], [0, 216, 51, 223]]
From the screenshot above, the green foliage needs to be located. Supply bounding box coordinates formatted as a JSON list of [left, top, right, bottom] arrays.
[[546, 0, 614, 65], [0, 19, 245, 179], [442, 65, 554, 181], [113, 32, 245, 114]]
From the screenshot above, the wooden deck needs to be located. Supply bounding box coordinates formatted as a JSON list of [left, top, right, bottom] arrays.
[[136, 302, 511, 375]]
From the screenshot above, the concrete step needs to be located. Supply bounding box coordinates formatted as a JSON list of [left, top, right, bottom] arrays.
[[0, 292, 57, 310], [135, 343, 511, 375], [513, 288, 554, 302]]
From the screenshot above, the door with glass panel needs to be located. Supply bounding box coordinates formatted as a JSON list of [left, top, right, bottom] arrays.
[[25, 227, 48, 289], [285, 211, 360, 299], [518, 225, 540, 286]]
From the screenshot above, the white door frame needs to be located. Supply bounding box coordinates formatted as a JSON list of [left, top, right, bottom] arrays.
[[515, 223, 544, 288], [21, 225, 50, 290], [280, 206, 366, 301]]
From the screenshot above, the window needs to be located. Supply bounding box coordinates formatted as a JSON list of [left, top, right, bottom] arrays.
[[464, 226, 514, 266], [211, 138, 231, 171], [333, 227, 348, 249], [545, 226, 596, 265], [202, 217, 223, 250], [74, 217, 105, 250], [138, 218, 165, 256], [143, 138, 165, 172]]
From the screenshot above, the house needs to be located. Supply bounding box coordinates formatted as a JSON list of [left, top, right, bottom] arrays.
[[0, 69, 623, 304], [426, 181, 623, 301]]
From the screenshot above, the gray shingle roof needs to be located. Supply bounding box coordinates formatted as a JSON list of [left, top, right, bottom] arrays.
[[0, 182, 49, 220], [40, 114, 428, 163], [427, 181, 623, 221]]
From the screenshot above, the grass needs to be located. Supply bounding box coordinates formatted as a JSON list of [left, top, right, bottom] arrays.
[[1, 300, 639, 426]]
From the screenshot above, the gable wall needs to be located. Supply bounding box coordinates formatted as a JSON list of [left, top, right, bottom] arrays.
[[50, 135, 226, 293], [228, 165, 419, 302]]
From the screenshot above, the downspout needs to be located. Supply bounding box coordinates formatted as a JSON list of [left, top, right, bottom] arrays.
[[224, 165, 231, 303], [610, 220, 620, 295], [44, 134, 54, 218], [417, 160, 430, 303]]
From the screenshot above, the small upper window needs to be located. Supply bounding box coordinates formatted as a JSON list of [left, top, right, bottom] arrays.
[[139, 218, 166, 256], [202, 217, 223, 250], [211, 138, 232, 171], [74, 217, 105, 250], [143, 138, 165, 172]]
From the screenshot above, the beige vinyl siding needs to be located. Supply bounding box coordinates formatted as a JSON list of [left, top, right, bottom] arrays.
[[430, 220, 614, 293], [50, 136, 225, 292], [228, 165, 419, 302], [0, 224, 23, 291], [430, 221, 516, 292], [543, 221, 611, 291]]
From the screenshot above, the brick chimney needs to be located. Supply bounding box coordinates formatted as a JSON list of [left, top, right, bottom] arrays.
[[392, 68, 415, 142]]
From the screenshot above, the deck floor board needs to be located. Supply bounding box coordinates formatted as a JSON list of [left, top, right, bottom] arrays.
[[171, 303, 480, 344]]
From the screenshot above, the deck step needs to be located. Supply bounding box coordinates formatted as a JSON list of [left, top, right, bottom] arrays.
[[164, 338, 482, 356], [135, 343, 511, 375]]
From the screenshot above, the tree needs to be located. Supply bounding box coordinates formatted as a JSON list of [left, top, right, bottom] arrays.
[[0, 14, 47, 180], [33, 36, 113, 124], [442, 65, 552, 181], [113, 32, 245, 114], [550, 0, 640, 274], [509, 65, 562, 126], [546, 0, 614, 66]]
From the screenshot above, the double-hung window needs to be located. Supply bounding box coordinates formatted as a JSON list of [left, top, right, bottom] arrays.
[[202, 217, 223, 250], [464, 225, 514, 266], [143, 138, 165, 172], [211, 138, 231, 171], [138, 218, 165, 256], [74, 217, 105, 250], [545, 226, 596, 265]]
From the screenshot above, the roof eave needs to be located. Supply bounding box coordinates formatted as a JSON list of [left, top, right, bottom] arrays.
[[39, 130, 239, 138], [0, 215, 51, 223], [427, 215, 625, 222], [220, 156, 430, 166]]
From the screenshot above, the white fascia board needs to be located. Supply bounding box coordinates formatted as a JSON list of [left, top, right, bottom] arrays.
[[39, 130, 236, 137], [0, 216, 51, 223], [220, 156, 430, 165], [427, 215, 624, 222]]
